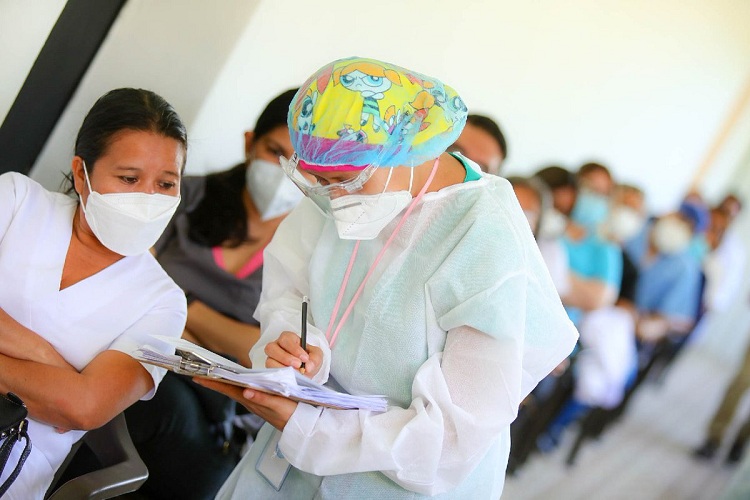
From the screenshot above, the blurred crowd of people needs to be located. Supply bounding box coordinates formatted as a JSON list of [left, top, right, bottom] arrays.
[[455, 113, 749, 477]]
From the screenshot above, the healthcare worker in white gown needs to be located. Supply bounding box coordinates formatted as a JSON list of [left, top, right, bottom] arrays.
[[200, 57, 578, 499], [0, 88, 187, 499]]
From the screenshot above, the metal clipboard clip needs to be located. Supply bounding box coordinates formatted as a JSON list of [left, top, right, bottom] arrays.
[[175, 348, 217, 376], [174, 348, 243, 377]]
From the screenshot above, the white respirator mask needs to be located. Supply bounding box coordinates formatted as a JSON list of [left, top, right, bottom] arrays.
[[79, 162, 181, 256], [537, 208, 568, 239], [605, 205, 645, 243], [246, 158, 304, 221], [652, 216, 691, 255], [330, 167, 413, 240]]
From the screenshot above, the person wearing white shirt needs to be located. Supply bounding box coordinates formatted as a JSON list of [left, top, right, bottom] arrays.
[[0, 88, 187, 498]]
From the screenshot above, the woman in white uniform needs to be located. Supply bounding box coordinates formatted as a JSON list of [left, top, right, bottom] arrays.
[[201, 57, 578, 499], [0, 88, 188, 499]]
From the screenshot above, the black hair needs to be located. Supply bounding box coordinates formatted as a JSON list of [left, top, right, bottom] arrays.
[[578, 162, 612, 181], [466, 114, 507, 159], [186, 88, 298, 248], [534, 165, 577, 191], [63, 88, 187, 193]]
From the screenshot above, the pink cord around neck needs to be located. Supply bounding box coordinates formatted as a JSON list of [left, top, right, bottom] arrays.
[[325, 157, 441, 348]]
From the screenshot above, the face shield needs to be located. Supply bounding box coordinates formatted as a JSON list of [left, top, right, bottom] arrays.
[[280, 153, 376, 214], [281, 153, 416, 240]]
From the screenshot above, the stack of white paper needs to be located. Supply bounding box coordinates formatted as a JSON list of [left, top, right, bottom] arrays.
[[132, 336, 387, 412]]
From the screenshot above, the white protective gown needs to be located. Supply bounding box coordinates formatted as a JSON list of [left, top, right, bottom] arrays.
[[0, 172, 186, 499], [218, 165, 578, 499]]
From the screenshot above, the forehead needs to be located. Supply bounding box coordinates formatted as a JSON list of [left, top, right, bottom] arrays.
[[455, 123, 502, 156], [513, 184, 541, 210], [579, 170, 613, 194]]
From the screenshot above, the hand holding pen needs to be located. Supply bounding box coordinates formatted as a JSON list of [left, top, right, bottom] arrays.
[[300, 295, 308, 374], [263, 296, 323, 378]]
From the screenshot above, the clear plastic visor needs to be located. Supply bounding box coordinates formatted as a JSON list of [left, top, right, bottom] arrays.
[[280, 153, 383, 217]]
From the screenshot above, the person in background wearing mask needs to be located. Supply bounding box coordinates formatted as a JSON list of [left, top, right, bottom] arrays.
[[537, 163, 623, 326], [0, 88, 187, 498], [535, 163, 626, 451], [509, 176, 570, 297], [198, 56, 577, 499], [624, 204, 705, 343], [448, 114, 507, 175], [124, 89, 300, 499]]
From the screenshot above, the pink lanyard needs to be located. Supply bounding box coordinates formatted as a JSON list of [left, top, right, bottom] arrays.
[[324, 158, 440, 348]]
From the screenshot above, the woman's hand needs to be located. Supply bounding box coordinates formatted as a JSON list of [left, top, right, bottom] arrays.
[[193, 378, 297, 431], [264, 331, 324, 378]]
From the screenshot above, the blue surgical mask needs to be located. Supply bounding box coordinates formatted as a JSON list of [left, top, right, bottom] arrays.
[[571, 190, 610, 230]]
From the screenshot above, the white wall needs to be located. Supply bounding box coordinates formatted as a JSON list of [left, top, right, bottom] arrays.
[[27, 0, 260, 189], [18, 0, 750, 214], [0, 0, 67, 121], [187, 0, 750, 214]]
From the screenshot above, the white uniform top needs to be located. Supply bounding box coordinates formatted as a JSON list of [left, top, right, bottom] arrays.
[[0, 172, 186, 499], [218, 162, 578, 499]]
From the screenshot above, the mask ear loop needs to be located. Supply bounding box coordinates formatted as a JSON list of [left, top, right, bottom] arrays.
[[79, 161, 94, 214], [379, 167, 414, 195]]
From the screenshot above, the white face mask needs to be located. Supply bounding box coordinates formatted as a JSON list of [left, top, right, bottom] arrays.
[[330, 167, 413, 240], [605, 205, 645, 243], [652, 217, 691, 255], [246, 158, 303, 221], [537, 208, 568, 239], [79, 163, 181, 256]]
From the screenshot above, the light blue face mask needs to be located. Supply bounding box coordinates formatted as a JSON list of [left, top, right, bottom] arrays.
[[571, 190, 610, 230]]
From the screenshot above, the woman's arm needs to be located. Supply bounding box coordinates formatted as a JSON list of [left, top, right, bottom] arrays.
[[0, 306, 75, 370], [184, 300, 260, 367], [0, 350, 154, 431], [563, 273, 618, 310], [213, 327, 522, 496]]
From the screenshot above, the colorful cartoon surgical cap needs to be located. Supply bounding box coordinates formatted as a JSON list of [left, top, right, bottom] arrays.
[[288, 56, 468, 168]]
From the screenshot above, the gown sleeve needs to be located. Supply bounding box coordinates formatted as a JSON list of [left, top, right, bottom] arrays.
[[250, 198, 332, 384], [268, 190, 577, 495]]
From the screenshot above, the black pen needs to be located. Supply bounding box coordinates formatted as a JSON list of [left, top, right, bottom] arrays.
[[300, 296, 308, 374]]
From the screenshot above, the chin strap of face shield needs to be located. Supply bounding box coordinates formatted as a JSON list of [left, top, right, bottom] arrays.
[[325, 157, 440, 348]]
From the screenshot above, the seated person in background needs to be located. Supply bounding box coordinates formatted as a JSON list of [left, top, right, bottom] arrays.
[[624, 203, 706, 343], [0, 88, 187, 498], [536, 164, 622, 325], [124, 89, 299, 500], [448, 114, 507, 175], [535, 163, 626, 450], [508, 175, 570, 296]]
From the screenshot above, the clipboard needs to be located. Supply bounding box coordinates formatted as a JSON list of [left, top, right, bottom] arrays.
[[132, 336, 388, 412]]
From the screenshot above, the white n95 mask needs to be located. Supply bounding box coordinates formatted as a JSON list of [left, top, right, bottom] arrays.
[[246, 158, 303, 221], [537, 208, 568, 239], [652, 217, 691, 255], [80, 164, 180, 256], [605, 205, 645, 243], [330, 167, 413, 240]]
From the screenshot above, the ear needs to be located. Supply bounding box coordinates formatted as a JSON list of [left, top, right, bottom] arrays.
[[244, 131, 255, 160], [71, 156, 86, 196]]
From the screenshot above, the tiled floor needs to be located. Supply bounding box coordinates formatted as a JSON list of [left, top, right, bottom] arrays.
[[502, 333, 750, 500]]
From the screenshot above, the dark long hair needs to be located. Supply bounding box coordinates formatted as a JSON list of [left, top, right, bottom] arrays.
[[186, 88, 297, 248], [64, 88, 187, 193]]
